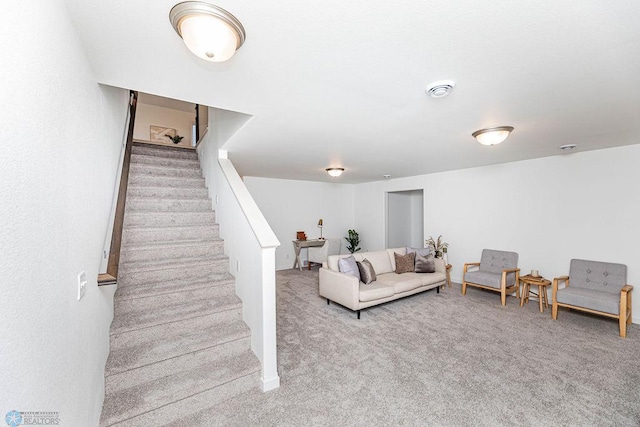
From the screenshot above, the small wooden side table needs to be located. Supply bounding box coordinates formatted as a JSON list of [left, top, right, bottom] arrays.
[[519, 275, 551, 312], [446, 264, 452, 287]]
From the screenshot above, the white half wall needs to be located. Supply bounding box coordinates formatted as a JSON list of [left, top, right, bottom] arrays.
[[244, 177, 356, 270], [354, 145, 640, 324], [0, 1, 129, 425]]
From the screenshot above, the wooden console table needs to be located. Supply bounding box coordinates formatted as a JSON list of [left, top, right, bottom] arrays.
[[292, 240, 325, 271]]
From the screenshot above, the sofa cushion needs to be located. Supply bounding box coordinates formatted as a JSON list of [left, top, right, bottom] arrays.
[[406, 247, 432, 257], [394, 252, 415, 274], [569, 259, 627, 295], [359, 281, 395, 302], [377, 272, 423, 294], [365, 250, 393, 274], [556, 287, 620, 315], [338, 256, 360, 280], [480, 249, 518, 275], [357, 259, 377, 284], [415, 253, 435, 273], [388, 247, 406, 271], [464, 270, 503, 289], [411, 271, 447, 287]]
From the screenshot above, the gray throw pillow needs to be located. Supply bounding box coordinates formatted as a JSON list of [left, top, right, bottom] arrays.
[[415, 253, 436, 273], [356, 259, 377, 284], [338, 255, 360, 280], [406, 247, 432, 257], [394, 252, 415, 274]]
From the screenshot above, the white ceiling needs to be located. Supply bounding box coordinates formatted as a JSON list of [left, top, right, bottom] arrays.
[[65, 0, 640, 183]]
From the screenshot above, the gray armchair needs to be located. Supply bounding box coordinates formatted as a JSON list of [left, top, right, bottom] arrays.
[[462, 249, 520, 305], [552, 259, 633, 338]]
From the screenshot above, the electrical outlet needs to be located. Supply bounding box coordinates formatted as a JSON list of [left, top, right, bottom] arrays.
[[77, 271, 87, 301]]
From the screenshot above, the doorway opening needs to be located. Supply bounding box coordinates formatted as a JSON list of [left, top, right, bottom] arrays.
[[386, 189, 424, 249]]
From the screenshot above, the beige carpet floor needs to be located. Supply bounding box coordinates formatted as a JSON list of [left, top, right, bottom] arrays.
[[180, 267, 640, 426]]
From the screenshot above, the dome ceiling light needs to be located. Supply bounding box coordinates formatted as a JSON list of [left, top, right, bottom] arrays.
[[169, 1, 246, 63], [326, 168, 344, 177], [426, 80, 455, 98], [472, 126, 514, 146]]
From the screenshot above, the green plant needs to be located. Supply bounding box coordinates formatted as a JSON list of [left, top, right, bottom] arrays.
[[344, 229, 361, 253], [167, 134, 184, 144], [426, 235, 449, 258]]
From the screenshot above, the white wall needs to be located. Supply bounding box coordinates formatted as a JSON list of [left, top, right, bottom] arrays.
[[354, 145, 640, 323], [0, 1, 129, 425], [410, 191, 424, 248], [387, 190, 424, 248], [244, 177, 356, 270], [133, 103, 194, 148]]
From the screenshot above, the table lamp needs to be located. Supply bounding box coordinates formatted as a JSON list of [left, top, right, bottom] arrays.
[[318, 219, 323, 239]]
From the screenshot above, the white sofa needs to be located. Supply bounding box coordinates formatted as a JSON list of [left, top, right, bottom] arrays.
[[319, 247, 447, 318]]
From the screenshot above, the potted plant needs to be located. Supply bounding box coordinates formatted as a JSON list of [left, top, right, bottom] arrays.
[[344, 229, 361, 253], [426, 235, 449, 259], [167, 134, 184, 144]]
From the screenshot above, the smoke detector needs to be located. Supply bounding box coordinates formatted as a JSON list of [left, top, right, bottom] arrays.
[[426, 80, 455, 98]]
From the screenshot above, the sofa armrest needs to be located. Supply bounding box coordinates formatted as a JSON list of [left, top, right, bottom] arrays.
[[319, 267, 360, 310]]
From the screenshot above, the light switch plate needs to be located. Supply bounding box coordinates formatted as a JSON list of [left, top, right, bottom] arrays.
[[78, 271, 87, 301]]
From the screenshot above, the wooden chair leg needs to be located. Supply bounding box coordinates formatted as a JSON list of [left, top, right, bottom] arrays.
[[620, 293, 628, 338], [552, 301, 558, 320], [628, 291, 633, 325], [501, 288, 506, 306], [462, 282, 467, 295]]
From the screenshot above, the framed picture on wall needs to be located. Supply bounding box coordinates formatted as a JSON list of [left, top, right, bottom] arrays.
[[150, 125, 176, 143]]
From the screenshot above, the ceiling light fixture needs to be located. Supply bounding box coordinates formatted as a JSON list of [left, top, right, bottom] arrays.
[[472, 126, 514, 146], [426, 80, 455, 98], [559, 144, 577, 151], [326, 168, 344, 177], [169, 1, 246, 63]]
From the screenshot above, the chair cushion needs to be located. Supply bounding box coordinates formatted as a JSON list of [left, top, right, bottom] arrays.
[[464, 270, 503, 289], [357, 259, 377, 284], [394, 252, 415, 274], [377, 272, 423, 294], [359, 281, 395, 302], [415, 253, 435, 273], [556, 287, 620, 315], [338, 256, 360, 280], [569, 259, 627, 295], [480, 249, 518, 275]]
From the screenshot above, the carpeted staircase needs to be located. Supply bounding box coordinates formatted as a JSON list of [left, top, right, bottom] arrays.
[[100, 143, 260, 426]]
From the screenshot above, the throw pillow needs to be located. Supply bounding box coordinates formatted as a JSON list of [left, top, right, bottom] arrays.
[[394, 252, 416, 274], [406, 247, 432, 257], [415, 253, 436, 273], [356, 259, 377, 284], [338, 256, 360, 280]]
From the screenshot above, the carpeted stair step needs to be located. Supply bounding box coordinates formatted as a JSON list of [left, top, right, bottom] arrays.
[[132, 143, 198, 160], [115, 272, 235, 301], [128, 174, 206, 189], [122, 224, 219, 245], [100, 338, 260, 426], [131, 153, 200, 169], [125, 196, 212, 212], [109, 372, 260, 427], [105, 307, 249, 376], [120, 239, 224, 263], [127, 184, 209, 200], [117, 256, 229, 285], [110, 282, 241, 334], [130, 163, 203, 179], [124, 211, 215, 228]]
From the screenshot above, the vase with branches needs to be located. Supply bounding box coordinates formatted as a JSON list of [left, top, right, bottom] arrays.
[[426, 235, 449, 259], [344, 229, 361, 253]]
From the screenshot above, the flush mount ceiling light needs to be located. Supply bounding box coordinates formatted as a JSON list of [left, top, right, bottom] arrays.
[[426, 80, 455, 98], [326, 168, 344, 177], [559, 144, 577, 151], [169, 1, 246, 62], [472, 126, 514, 146]]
